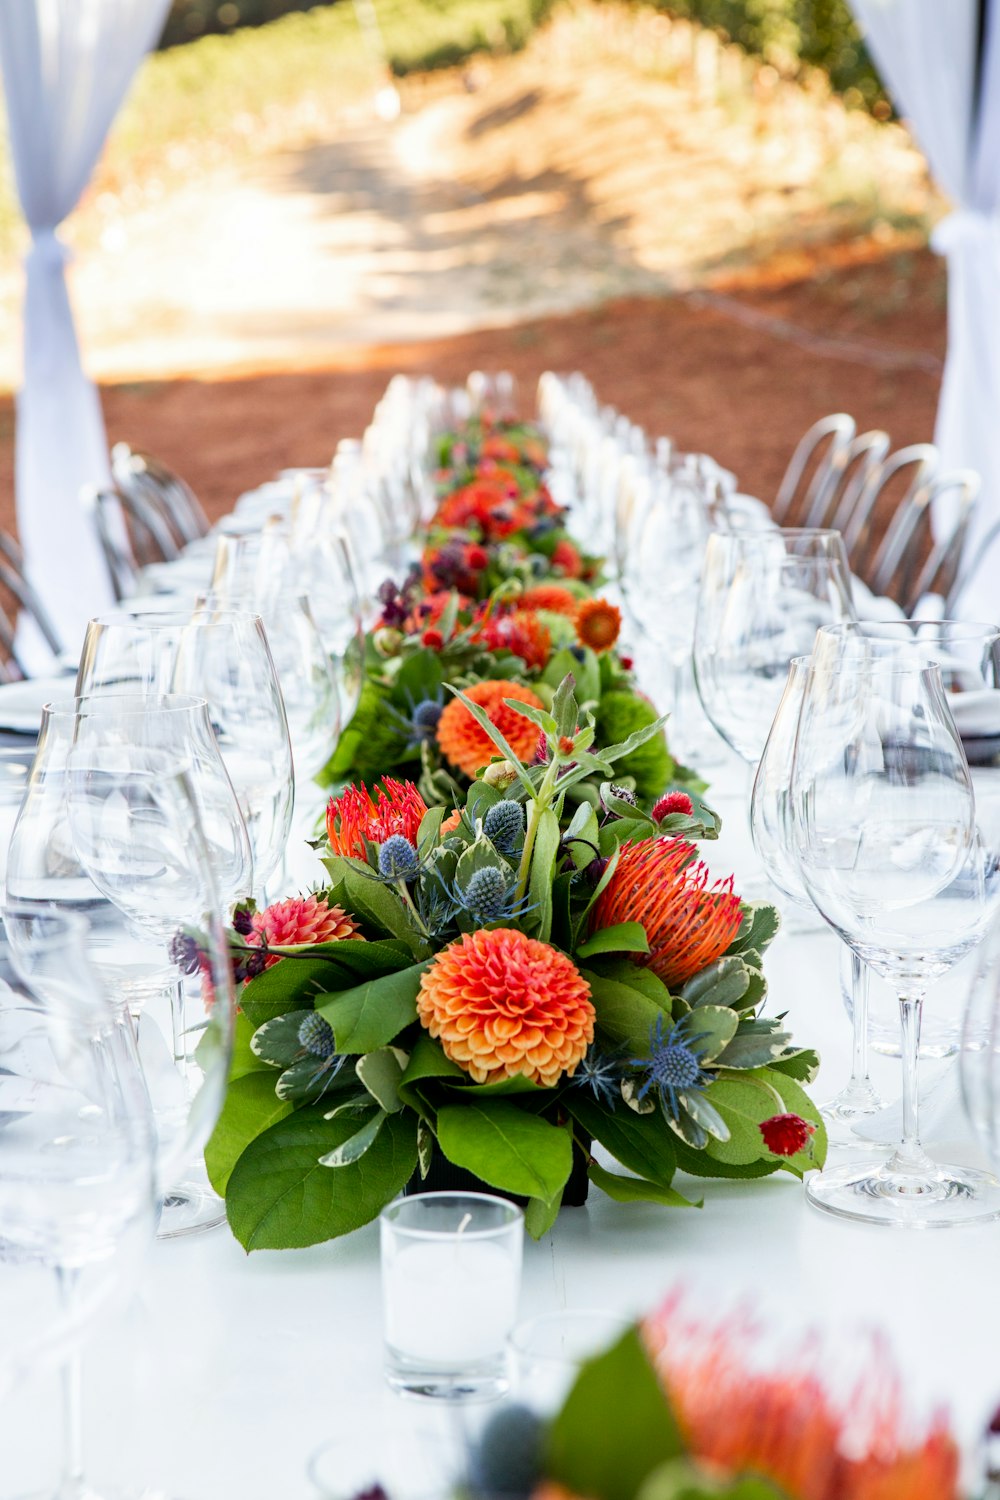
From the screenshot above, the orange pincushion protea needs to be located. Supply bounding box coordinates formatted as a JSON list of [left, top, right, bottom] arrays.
[[575, 597, 621, 652], [326, 778, 428, 860], [436, 679, 545, 778], [416, 927, 594, 1087], [248, 894, 363, 969], [644, 1301, 961, 1500], [518, 584, 580, 617], [591, 839, 743, 989], [477, 609, 551, 670]]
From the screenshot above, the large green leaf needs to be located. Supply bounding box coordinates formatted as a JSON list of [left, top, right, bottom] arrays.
[[239, 956, 333, 1027], [751, 1068, 828, 1175], [436, 1101, 572, 1205], [317, 962, 428, 1054], [583, 970, 668, 1051], [204, 1073, 292, 1196], [672, 1138, 781, 1181], [567, 1093, 677, 1187], [547, 1327, 683, 1500], [225, 1107, 417, 1250], [638, 1461, 789, 1500], [230, 1009, 266, 1080], [576, 922, 650, 960], [588, 1161, 701, 1209], [703, 1076, 785, 1166], [338, 865, 430, 956], [356, 1047, 408, 1112]]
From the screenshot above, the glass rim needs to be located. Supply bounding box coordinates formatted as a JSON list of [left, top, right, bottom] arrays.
[[87, 607, 265, 629], [42, 692, 211, 720], [380, 1190, 524, 1237], [818, 619, 1000, 642]]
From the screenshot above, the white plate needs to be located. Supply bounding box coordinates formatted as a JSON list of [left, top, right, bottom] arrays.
[[0, 677, 70, 734]]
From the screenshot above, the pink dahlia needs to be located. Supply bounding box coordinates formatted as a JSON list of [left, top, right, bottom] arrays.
[[247, 894, 363, 970]]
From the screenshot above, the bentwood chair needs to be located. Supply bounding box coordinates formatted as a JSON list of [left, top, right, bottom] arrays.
[[772, 413, 856, 526], [840, 444, 939, 584], [805, 428, 891, 531], [84, 483, 181, 602], [868, 468, 981, 616], [0, 529, 65, 661], [111, 444, 211, 548]]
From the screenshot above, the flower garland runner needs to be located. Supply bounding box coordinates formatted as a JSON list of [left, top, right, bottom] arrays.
[[204, 411, 826, 1252]]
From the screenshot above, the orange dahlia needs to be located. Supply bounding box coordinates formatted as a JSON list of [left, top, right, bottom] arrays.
[[575, 597, 621, 652], [436, 679, 545, 778], [518, 584, 580, 617], [247, 894, 363, 970], [476, 609, 551, 670], [326, 778, 428, 860], [416, 927, 595, 1087], [591, 839, 743, 989]]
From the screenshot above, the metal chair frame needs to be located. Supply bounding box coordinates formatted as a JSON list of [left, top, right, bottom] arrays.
[[111, 444, 211, 547], [804, 429, 891, 531], [899, 470, 981, 616], [773, 413, 856, 526], [841, 444, 938, 582]]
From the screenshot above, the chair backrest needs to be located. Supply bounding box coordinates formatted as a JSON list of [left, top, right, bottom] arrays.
[[83, 485, 139, 602], [805, 429, 891, 531], [112, 443, 211, 546], [772, 413, 856, 526], [947, 512, 1000, 616], [0, 531, 64, 659], [842, 443, 938, 582], [905, 470, 982, 615], [863, 460, 974, 609]]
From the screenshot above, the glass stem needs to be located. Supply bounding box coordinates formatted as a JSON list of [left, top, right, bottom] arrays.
[[849, 953, 870, 1087], [56, 1266, 85, 1498], [894, 993, 930, 1173], [169, 977, 188, 1082]]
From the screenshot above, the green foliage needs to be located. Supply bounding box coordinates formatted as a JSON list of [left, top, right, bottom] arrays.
[[595, 691, 674, 801]]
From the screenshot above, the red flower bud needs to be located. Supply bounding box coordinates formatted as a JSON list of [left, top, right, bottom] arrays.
[[759, 1113, 815, 1157], [652, 791, 695, 823], [422, 628, 445, 650]]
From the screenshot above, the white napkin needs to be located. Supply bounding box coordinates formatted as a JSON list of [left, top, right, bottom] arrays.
[[948, 689, 1000, 736], [850, 576, 906, 622]]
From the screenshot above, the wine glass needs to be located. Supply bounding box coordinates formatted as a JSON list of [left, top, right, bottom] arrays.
[[0, 905, 156, 1497], [77, 610, 294, 901], [693, 528, 856, 771], [751, 656, 884, 1144], [790, 628, 1000, 1224]]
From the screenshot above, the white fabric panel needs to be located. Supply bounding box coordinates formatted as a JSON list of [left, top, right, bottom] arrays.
[[850, 0, 1000, 625], [0, 0, 171, 663]]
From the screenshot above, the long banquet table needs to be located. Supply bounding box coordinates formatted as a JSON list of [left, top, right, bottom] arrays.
[[1, 755, 997, 1498]]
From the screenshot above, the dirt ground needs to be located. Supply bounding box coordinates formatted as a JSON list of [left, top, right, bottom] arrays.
[[0, 4, 948, 528]]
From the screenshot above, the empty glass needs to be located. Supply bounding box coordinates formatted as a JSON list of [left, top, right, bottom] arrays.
[[791, 628, 1000, 1224], [0, 906, 156, 1495]]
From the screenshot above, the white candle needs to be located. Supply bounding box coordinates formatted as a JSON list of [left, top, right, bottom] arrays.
[[384, 1236, 520, 1364]]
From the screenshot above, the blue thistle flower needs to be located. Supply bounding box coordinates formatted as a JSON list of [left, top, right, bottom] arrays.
[[483, 799, 525, 854], [411, 698, 443, 737], [385, 688, 446, 751], [629, 1012, 712, 1121], [572, 1043, 623, 1108], [298, 1012, 336, 1058], [454, 866, 533, 926], [378, 834, 420, 880]]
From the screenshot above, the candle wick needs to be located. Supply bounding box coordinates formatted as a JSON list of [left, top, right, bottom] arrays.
[[457, 1213, 472, 1235]]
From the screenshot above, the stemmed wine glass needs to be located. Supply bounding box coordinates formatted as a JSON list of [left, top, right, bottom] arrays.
[[790, 626, 1000, 1225], [0, 905, 157, 1499], [77, 610, 294, 901], [693, 528, 857, 773], [751, 656, 884, 1145]]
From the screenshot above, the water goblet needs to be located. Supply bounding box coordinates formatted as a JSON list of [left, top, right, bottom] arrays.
[[790, 629, 1000, 1224]]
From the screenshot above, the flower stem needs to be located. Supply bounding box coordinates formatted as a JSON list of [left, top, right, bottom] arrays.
[[516, 759, 560, 901], [395, 877, 430, 938]]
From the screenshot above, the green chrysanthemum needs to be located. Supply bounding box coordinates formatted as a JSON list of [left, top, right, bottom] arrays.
[[596, 690, 674, 800]]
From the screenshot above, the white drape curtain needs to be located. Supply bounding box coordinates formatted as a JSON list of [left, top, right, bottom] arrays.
[[850, 0, 1000, 620], [0, 0, 171, 660]]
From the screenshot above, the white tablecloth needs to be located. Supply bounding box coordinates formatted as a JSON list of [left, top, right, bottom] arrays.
[[1, 761, 996, 1498]]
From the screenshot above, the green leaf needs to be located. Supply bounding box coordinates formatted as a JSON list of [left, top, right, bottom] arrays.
[[563, 801, 601, 871], [766, 1048, 821, 1084], [547, 1327, 684, 1500], [399, 1031, 465, 1091], [527, 806, 561, 942], [715, 1018, 794, 1071], [355, 1046, 408, 1112], [567, 1093, 677, 1186], [230, 1009, 266, 1081], [240, 955, 332, 1027], [726, 902, 781, 957], [575, 922, 650, 960], [672, 1137, 781, 1181], [583, 969, 668, 1051], [638, 1459, 790, 1500], [338, 864, 429, 955], [226, 1106, 417, 1249], [318, 1108, 387, 1166], [524, 1194, 561, 1239], [436, 1101, 572, 1205], [545, 647, 599, 707], [317, 962, 428, 1054], [680, 957, 752, 1012], [250, 1009, 314, 1068], [703, 1076, 785, 1165], [552, 672, 579, 739], [204, 1073, 293, 1196], [588, 1161, 701, 1209], [751, 1068, 827, 1174], [683, 1004, 739, 1062]]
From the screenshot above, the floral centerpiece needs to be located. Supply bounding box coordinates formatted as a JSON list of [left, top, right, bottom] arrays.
[[205, 672, 825, 1251]]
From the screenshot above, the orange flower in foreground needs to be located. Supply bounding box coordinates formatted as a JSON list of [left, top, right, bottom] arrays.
[[326, 778, 428, 860], [248, 894, 363, 969], [519, 584, 580, 617], [436, 679, 545, 778], [416, 927, 594, 1086], [643, 1302, 961, 1500], [477, 609, 551, 670], [591, 839, 743, 989], [441, 808, 463, 835], [575, 597, 621, 652]]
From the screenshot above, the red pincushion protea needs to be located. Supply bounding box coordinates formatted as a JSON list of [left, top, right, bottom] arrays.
[[416, 927, 595, 1087], [590, 838, 743, 989], [518, 584, 580, 617], [651, 791, 694, 823], [476, 609, 551, 670], [247, 894, 363, 970], [326, 778, 428, 860]]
